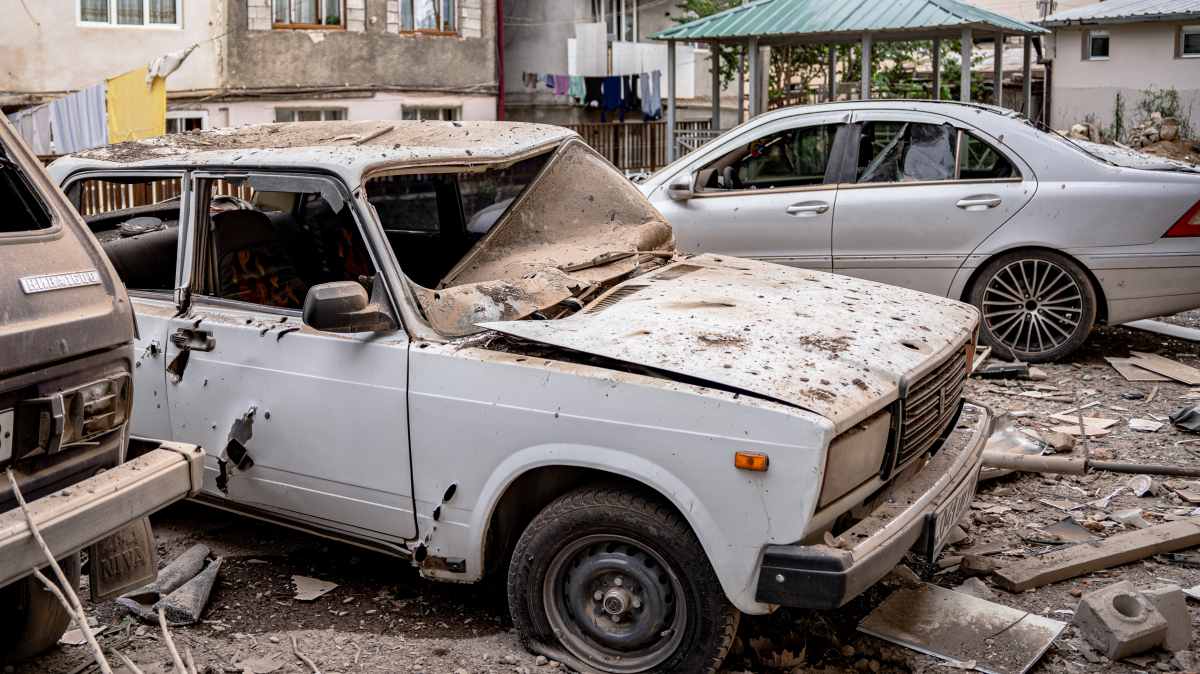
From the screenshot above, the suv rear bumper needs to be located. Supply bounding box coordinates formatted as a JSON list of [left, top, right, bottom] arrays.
[[755, 401, 991, 609], [0, 442, 204, 589]]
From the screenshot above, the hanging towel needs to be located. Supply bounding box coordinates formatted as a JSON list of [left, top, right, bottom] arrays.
[[600, 76, 623, 123], [537, 73, 547, 85], [551, 74, 569, 103], [568, 76, 585, 106], [146, 44, 197, 88], [545, 74, 555, 89], [623, 75, 641, 113], [583, 77, 604, 108], [49, 81, 108, 154], [640, 73, 653, 121], [647, 70, 663, 121], [106, 66, 166, 144], [6, 104, 52, 155]]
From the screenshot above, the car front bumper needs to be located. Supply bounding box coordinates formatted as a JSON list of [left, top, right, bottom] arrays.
[[0, 443, 204, 589], [755, 401, 991, 609]]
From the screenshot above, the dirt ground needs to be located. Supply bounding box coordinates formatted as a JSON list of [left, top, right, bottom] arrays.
[[15, 316, 1200, 674]]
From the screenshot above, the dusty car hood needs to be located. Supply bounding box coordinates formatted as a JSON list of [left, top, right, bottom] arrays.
[[480, 255, 978, 431]]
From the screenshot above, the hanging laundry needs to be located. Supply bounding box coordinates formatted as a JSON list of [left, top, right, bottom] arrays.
[[537, 73, 547, 85], [546, 74, 556, 89], [6, 104, 52, 155], [523, 72, 537, 88], [49, 81, 108, 154], [600, 76, 623, 123], [583, 77, 604, 108], [107, 66, 166, 144], [146, 44, 197, 87], [643, 70, 663, 121], [623, 75, 641, 115], [551, 74, 569, 103], [568, 76, 585, 106]]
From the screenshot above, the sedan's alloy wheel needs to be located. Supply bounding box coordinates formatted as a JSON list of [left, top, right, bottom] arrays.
[[982, 258, 1083, 358]]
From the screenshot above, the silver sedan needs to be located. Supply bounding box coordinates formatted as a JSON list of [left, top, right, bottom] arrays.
[[641, 100, 1200, 362]]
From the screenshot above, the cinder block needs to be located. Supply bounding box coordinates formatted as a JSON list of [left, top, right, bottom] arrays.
[[1075, 581, 1168, 660], [1143, 584, 1192, 653]]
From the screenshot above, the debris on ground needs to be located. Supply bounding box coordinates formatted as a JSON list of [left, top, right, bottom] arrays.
[[1074, 580, 1167, 659], [116, 544, 222, 625], [292, 575, 339, 601], [858, 584, 1066, 674]]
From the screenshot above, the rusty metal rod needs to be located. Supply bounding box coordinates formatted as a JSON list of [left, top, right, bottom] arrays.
[[981, 451, 1200, 478]]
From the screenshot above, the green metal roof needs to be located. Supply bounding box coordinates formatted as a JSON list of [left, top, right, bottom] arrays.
[[648, 0, 1047, 43]]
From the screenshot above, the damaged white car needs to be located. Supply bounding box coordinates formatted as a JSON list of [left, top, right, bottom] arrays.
[[50, 121, 990, 673]]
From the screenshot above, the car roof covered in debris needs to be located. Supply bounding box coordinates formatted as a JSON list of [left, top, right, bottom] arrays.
[[49, 121, 578, 186]]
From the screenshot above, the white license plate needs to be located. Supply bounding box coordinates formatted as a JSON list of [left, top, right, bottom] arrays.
[[931, 471, 978, 553], [0, 409, 12, 462]]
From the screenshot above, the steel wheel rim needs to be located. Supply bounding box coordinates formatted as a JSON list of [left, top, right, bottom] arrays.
[[542, 534, 687, 673], [982, 259, 1083, 357]]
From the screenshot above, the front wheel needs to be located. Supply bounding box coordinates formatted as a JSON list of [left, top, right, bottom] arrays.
[[0, 553, 82, 664], [970, 250, 1097, 363], [508, 485, 739, 674]]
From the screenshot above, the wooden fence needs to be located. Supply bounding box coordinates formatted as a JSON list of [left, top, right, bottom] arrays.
[[560, 120, 713, 172]]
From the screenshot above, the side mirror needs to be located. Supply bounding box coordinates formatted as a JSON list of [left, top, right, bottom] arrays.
[[302, 281, 398, 333], [666, 180, 693, 201]]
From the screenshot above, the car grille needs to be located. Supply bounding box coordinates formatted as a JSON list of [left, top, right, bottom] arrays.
[[894, 345, 969, 468]]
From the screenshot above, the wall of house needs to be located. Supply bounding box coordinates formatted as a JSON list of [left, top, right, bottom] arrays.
[[1, 0, 221, 95], [174, 90, 496, 126], [226, 0, 496, 91], [1049, 20, 1200, 132]]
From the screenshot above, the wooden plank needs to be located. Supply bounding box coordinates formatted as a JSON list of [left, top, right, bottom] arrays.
[[1129, 352, 1200, 385], [1105, 357, 1171, 382], [971, 346, 993, 374], [991, 517, 1200, 591]]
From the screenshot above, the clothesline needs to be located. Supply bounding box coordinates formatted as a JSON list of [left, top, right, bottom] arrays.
[[521, 71, 663, 123]]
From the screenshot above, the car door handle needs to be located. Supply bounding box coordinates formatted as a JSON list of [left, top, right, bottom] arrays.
[[786, 201, 830, 217], [956, 195, 1002, 210], [170, 328, 216, 352]]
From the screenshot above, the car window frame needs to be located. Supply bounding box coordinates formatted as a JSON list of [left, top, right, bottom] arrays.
[[659, 112, 853, 200], [843, 111, 1024, 190], [58, 168, 191, 302], [184, 169, 401, 328]]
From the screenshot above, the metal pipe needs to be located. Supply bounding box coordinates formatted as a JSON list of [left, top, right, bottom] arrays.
[[828, 42, 836, 103], [981, 451, 1200, 478], [1022, 35, 1032, 115], [932, 38, 941, 100], [994, 31, 1003, 107], [496, 0, 504, 121], [711, 42, 721, 130], [961, 26, 972, 102], [737, 45, 745, 125], [861, 32, 872, 100], [748, 36, 759, 118], [667, 39, 677, 162]]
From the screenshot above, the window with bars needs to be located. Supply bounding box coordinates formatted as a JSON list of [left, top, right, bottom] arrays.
[[273, 0, 342, 28], [400, 0, 456, 33], [79, 0, 179, 26]]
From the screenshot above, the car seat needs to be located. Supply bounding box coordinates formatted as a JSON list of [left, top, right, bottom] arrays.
[[214, 210, 309, 309]]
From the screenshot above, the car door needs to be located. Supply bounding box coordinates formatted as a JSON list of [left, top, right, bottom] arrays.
[[59, 170, 192, 442], [652, 113, 850, 271], [164, 171, 417, 541], [832, 111, 1035, 296]]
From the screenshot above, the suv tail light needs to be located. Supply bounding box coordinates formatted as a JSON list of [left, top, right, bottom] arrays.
[[1163, 199, 1200, 237], [13, 374, 131, 461]]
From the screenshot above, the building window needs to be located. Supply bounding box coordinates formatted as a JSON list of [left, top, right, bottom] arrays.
[[1087, 29, 1109, 60], [400, 0, 456, 34], [273, 0, 342, 28], [401, 107, 459, 121], [166, 110, 209, 133], [592, 0, 635, 42], [275, 108, 347, 122], [1183, 26, 1200, 57], [79, 0, 180, 27]]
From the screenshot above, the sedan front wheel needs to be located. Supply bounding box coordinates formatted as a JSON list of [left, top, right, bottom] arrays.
[[970, 250, 1097, 363]]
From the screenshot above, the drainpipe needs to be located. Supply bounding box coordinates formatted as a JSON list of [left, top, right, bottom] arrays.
[[497, 0, 505, 121]]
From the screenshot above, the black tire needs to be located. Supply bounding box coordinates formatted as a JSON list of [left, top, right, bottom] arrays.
[[508, 485, 739, 674], [0, 553, 82, 664], [969, 249, 1097, 363]]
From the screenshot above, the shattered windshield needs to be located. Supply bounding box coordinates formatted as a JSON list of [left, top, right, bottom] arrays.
[[373, 139, 674, 337]]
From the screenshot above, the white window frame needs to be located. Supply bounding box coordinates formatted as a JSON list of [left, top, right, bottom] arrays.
[[165, 110, 210, 133], [77, 0, 183, 28], [1086, 29, 1109, 60], [401, 107, 460, 121], [274, 108, 349, 122], [1183, 25, 1200, 58]]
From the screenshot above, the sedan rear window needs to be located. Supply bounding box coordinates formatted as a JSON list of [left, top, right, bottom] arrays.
[[858, 122, 957, 184], [0, 148, 52, 233]]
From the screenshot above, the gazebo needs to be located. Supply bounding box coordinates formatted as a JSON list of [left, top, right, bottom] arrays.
[[648, 0, 1047, 161]]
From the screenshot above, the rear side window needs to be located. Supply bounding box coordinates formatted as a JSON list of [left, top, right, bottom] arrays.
[[858, 122, 957, 184], [0, 148, 52, 233], [959, 133, 1015, 179]]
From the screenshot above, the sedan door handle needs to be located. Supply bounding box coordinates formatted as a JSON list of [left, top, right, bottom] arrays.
[[956, 195, 1002, 210], [786, 201, 830, 217]]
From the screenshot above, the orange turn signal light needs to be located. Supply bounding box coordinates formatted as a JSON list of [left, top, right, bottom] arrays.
[[734, 452, 769, 471]]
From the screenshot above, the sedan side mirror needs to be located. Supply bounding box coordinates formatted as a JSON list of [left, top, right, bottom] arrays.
[[666, 180, 693, 201], [303, 281, 398, 333]]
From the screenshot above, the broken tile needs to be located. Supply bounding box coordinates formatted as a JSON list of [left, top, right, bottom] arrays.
[[293, 575, 338, 601]]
